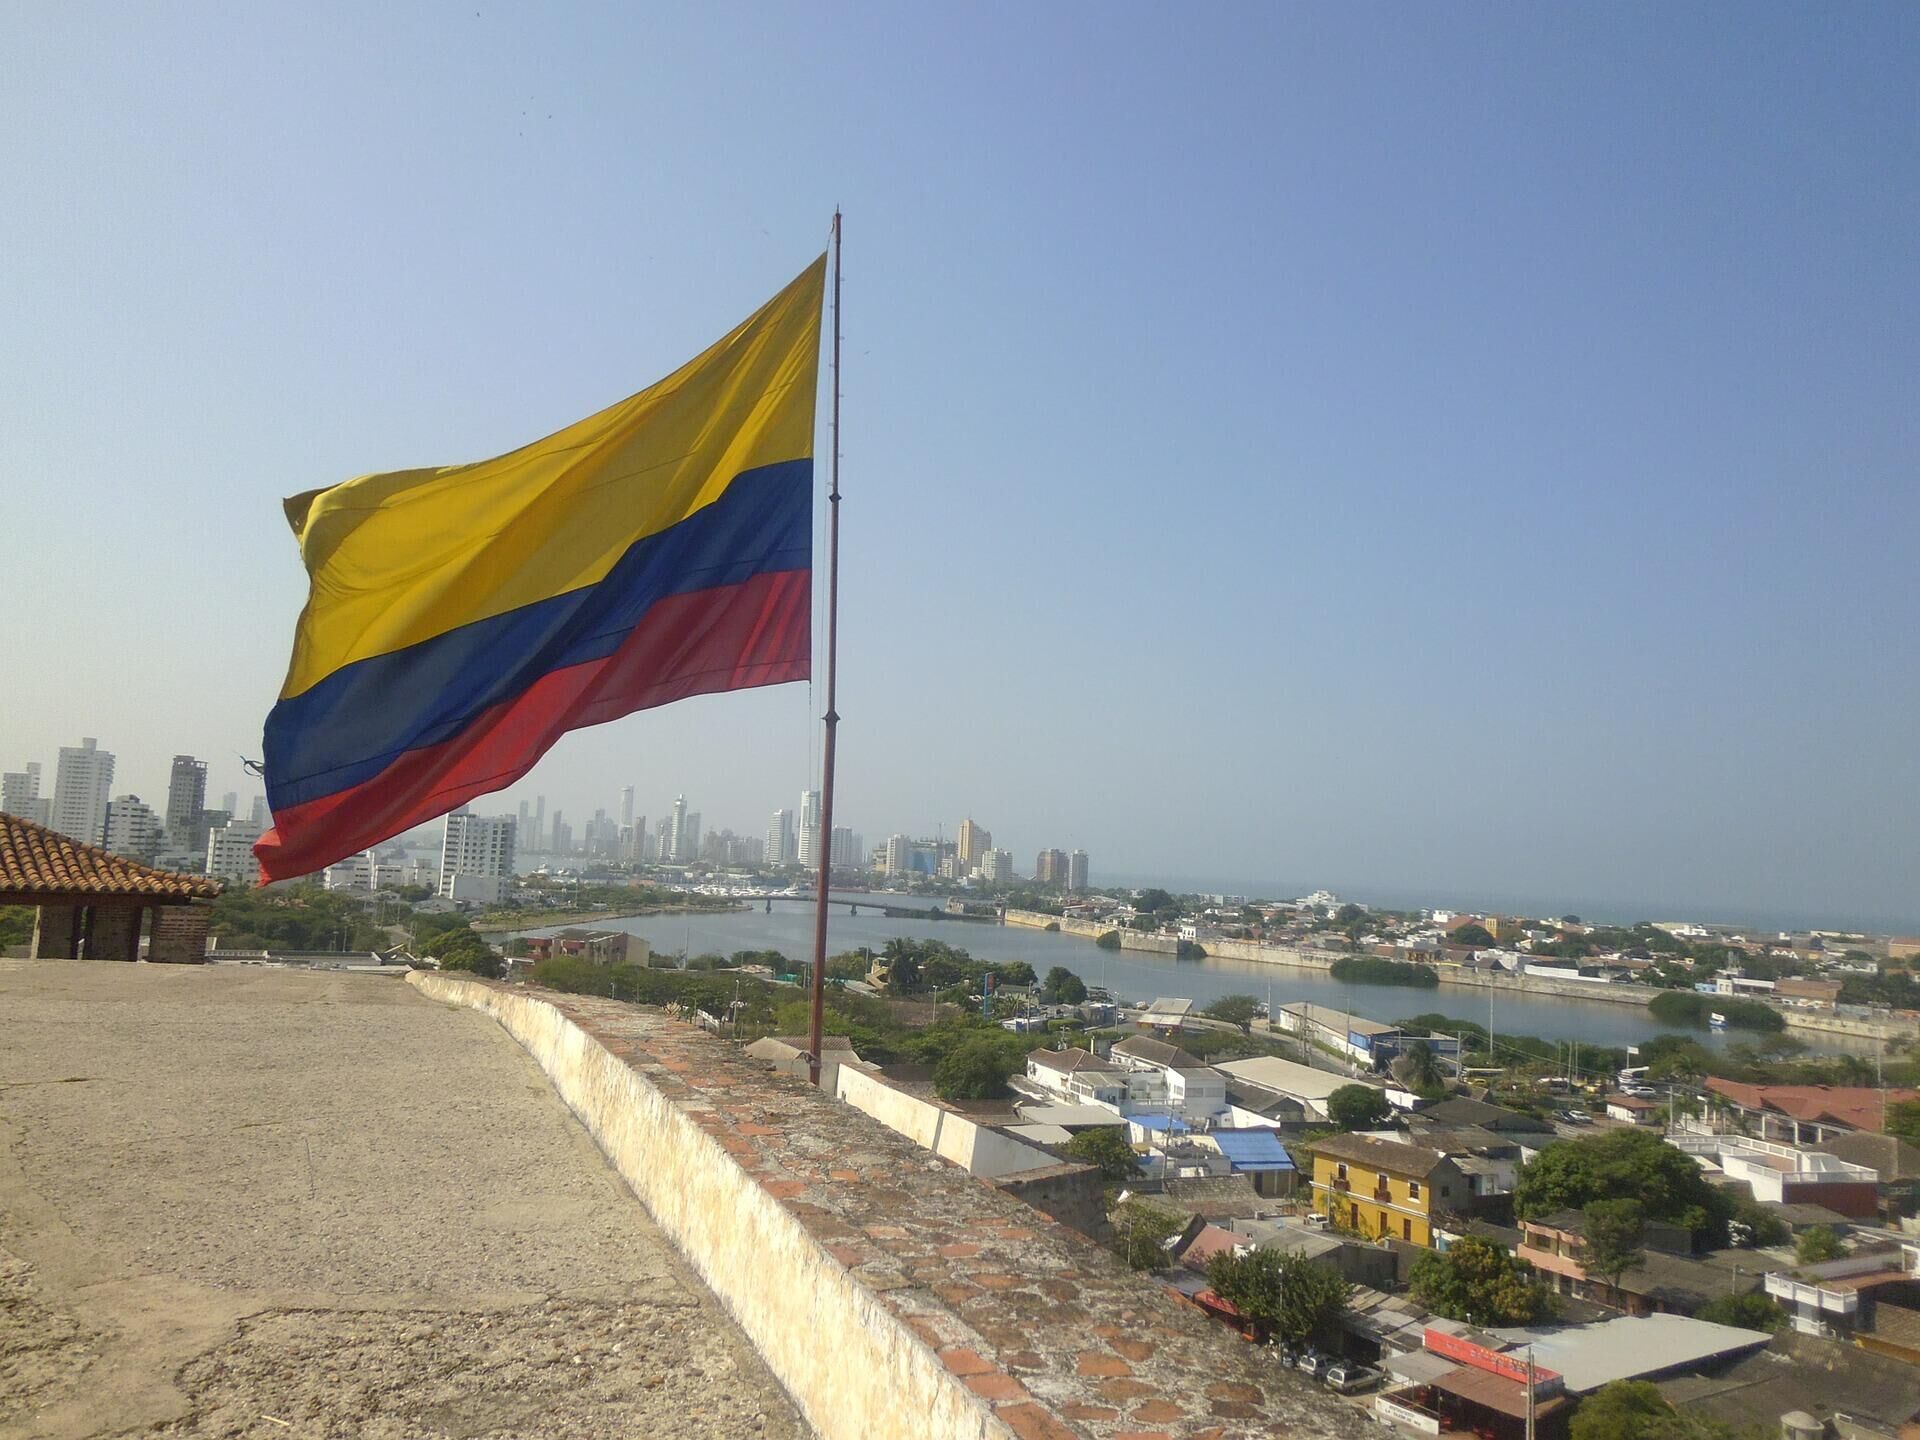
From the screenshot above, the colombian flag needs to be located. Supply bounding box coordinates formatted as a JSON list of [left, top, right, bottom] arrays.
[[254, 257, 826, 882]]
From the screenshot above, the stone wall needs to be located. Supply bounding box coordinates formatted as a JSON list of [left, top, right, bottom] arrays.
[[833, 1064, 1061, 1179], [988, 1164, 1109, 1241], [410, 973, 1367, 1440]]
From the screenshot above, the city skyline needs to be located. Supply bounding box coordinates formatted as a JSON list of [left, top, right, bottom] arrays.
[[7, 727, 1915, 932], [4, 9, 1916, 926]]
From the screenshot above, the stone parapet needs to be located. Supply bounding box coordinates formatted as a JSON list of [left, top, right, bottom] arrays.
[[410, 972, 1366, 1440]]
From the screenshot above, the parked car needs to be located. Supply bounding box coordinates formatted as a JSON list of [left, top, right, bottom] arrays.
[[1324, 1362, 1379, 1394], [1297, 1350, 1332, 1380], [1558, 1109, 1592, 1124]]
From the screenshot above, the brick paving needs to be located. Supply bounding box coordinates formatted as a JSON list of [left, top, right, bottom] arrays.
[[532, 985, 1370, 1440]]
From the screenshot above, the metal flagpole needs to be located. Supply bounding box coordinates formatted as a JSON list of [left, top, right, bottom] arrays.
[[807, 210, 844, 1087]]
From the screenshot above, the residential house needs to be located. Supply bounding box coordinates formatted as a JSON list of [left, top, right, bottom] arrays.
[[1711, 1137, 1880, 1219], [1216, 1054, 1382, 1125], [1307, 1132, 1467, 1246], [1518, 1211, 1765, 1316], [1822, 1131, 1920, 1217], [1193, 1128, 1296, 1198], [1706, 1080, 1919, 1144], [1765, 1245, 1920, 1352], [1606, 1093, 1663, 1126], [1019, 1048, 1134, 1108]]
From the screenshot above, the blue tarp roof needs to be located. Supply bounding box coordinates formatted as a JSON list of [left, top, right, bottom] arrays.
[[1211, 1129, 1295, 1172]]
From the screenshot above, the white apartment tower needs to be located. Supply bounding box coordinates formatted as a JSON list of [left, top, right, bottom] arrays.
[[884, 833, 913, 876], [50, 738, 115, 844], [796, 790, 822, 867], [620, 785, 636, 829], [980, 848, 1014, 884], [205, 818, 266, 884], [768, 808, 794, 866], [2, 763, 49, 826], [439, 807, 517, 903], [665, 795, 690, 862], [105, 795, 164, 860], [830, 826, 863, 868], [1068, 849, 1089, 890]]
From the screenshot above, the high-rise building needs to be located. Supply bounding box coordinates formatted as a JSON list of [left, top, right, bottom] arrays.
[[534, 794, 547, 851], [552, 816, 573, 854], [248, 795, 268, 827], [620, 785, 635, 829], [164, 755, 208, 850], [830, 826, 863, 868], [980, 848, 1014, 884], [684, 812, 701, 860], [518, 799, 531, 840], [2, 763, 49, 826], [439, 807, 516, 903], [665, 795, 690, 862], [51, 738, 115, 844], [221, 790, 238, 818], [1068, 849, 1089, 890], [884, 833, 912, 876], [104, 795, 164, 860], [767, 808, 794, 867], [796, 789, 822, 867], [205, 817, 266, 884], [1034, 848, 1068, 886], [957, 818, 990, 872]]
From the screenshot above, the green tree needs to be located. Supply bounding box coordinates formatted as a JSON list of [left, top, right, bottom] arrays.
[[1692, 1293, 1785, 1331], [1133, 888, 1176, 915], [1796, 1225, 1844, 1263], [1326, 1084, 1393, 1131], [1580, 1199, 1647, 1300], [1571, 1380, 1736, 1440], [1205, 1248, 1352, 1343], [1728, 1195, 1790, 1247], [1886, 1099, 1920, 1143], [1391, 1038, 1447, 1097], [825, 951, 869, 982], [1515, 1129, 1732, 1242], [1452, 923, 1497, 948], [881, 938, 922, 995], [1571, 1381, 1677, 1440], [432, 926, 503, 978], [932, 1032, 1026, 1100], [1064, 1127, 1139, 1182], [1042, 966, 1088, 1004], [1205, 994, 1261, 1034], [1408, 1237, 1558, 1325], [0, 906, 34, 951], [1111, 1198, 1185, 1271]]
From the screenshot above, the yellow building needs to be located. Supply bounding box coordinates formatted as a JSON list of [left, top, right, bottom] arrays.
[[1308, 1133, 1467, 1248]]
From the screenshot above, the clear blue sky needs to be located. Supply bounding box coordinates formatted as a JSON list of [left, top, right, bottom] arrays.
[[3, 5, 1915, 928]]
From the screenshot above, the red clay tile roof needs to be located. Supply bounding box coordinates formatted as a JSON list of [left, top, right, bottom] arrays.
[[0, 812, 222, 900], [1707, 1077, 1917, 1134]]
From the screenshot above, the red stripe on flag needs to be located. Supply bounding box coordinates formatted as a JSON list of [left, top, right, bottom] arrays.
[[254, 568, 809, 882]]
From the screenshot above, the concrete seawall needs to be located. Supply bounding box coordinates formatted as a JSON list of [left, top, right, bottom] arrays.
[[410, 972, 1366, 1440], [1006, 912, 1910, 1041]]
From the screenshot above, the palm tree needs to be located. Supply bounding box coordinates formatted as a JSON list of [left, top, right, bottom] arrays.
[[1392, 1039, 1445, 1096]]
